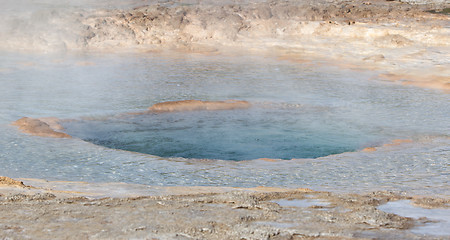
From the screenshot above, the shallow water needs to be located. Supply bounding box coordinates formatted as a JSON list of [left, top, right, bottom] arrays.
[[0, 51, 449, 196], [378, 200, 450, 236], [273, 199, 330, 208]]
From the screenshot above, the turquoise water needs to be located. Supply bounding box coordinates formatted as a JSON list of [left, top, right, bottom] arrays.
[[0, 51, 449, 196], [63, 106, 369, 160]]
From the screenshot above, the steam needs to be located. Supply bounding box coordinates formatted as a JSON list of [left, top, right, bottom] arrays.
[[0, 0, 272, 52], [0, 0, 156, 52], [1, 1, 84, 52], [2, 0, 447, 54]]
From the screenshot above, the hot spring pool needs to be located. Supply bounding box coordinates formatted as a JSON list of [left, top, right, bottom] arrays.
[[0, 51, 448, 195], [63, 105, 373, 161]]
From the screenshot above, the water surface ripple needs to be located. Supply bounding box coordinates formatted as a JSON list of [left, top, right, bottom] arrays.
[[0, 51, 448, 196]]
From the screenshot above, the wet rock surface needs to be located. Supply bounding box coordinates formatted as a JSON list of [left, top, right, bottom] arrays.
[[12, 117, 71, 138], [2, 182, 448, 239], [148, 99, 251, 112]]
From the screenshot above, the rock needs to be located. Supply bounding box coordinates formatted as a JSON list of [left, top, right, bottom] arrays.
[[0, 177, 26, 188], [37, 117, 65, 131], [362, 147, 377, 152], [148, 100, 251, 112], [12, 117, 71, 138]]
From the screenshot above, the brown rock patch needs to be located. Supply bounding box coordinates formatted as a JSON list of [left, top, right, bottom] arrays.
[[362, 147, 377, 152], [12, 117, 71, 138], [148, 100, 251, 112], [0, 177, 26, 188]]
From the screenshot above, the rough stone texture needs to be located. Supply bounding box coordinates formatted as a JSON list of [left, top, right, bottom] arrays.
[[2, 179, 441, 240], [397, 0, 448, 4], [0, 177, 26, 188]]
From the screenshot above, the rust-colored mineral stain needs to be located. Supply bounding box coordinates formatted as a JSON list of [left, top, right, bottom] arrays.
[[383, 139, 413, 147], [362, 147, 377, 152], [257, 158, 281, 162], [148, 99, 251, 112]]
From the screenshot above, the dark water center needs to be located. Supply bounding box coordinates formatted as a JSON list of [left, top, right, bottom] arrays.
[[63, 106, 375, 160]]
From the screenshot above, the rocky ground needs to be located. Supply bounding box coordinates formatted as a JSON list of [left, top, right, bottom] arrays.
[[0, 177, 449, 239]]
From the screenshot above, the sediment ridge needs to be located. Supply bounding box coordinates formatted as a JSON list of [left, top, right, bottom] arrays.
[[148, 99, 251, 112]]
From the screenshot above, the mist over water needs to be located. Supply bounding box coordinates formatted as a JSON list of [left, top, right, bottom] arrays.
[[1, 0, 83, 52], [0, 0, 157, 51], [0, 2, 448, 239], [63, 107, 366, 160], [0, 0, 449, 191], [0, 51, 448, 196]]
